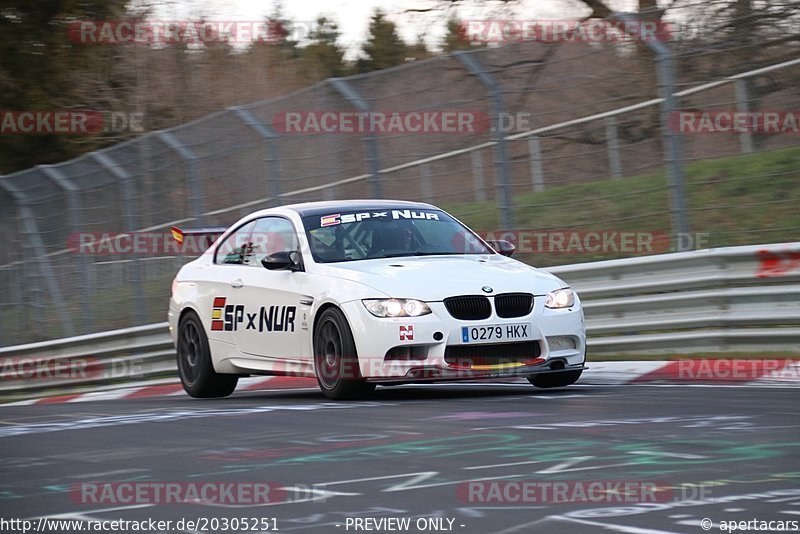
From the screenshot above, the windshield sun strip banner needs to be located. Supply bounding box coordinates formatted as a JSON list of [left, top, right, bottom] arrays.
[[318, 209, 441, 227]]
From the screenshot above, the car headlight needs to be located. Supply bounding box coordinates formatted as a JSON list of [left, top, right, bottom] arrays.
[[545, 288, 575, 309], [363, 299, 432, 317]]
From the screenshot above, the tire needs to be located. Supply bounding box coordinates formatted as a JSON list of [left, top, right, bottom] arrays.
[[313, 308, 376, 400], [528, 370, 582, 389], [177, 311, 238, 398]]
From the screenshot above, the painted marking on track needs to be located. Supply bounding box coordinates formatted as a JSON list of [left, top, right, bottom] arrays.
[[279, 471, 531, 498], [769, 496, 800, 503], [26, 504, 154, 521], [67, 468, 148, 479], [38, 393, 83, 404], [628, 450, 708, 459], [464, 459, 547, 470], [68, 388, 141, 402], [489, 518, 555, 534], [126, 384, 183, 398], [553, 515, 682, 534], [0, 400, 37, 407], [0, 402, 392, 438], [470, 414, 753, 432], [431, 411, 532, 421], [529, 394, 592, 399], [675, 520, 708, 528], [457, 506, 546, 518]]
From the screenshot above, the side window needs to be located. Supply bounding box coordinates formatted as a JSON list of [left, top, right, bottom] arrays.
[[244, 217, 299, 267], [214, 221, 257, 265]]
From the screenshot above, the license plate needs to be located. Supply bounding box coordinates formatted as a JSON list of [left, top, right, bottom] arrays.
[[460, 323, 531, 344]]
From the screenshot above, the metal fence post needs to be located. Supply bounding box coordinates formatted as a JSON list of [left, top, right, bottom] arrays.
[[470, 151, 487, 203], [615, 12, 690, 250], [229, 107, 283, 205], [328, 78, 383, 199], [38, 165, 94, 332], [157, 131, 205, 223], [454, 51, 515, 230], [0, 178, 75, 337], [527, 136, 545, 192], [605, 117, 623, 179], [91, 152, 147, 325], [734, 79, 755, 154], [420, 164, 434, 203], [656, 47, 692, 248]]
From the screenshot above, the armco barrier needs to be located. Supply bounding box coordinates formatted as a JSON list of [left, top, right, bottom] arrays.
[[1, 242, 798, 396], [549, 242, 800, 354]]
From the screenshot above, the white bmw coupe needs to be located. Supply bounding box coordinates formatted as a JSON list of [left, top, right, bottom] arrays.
[[168, 200, 586, 399]]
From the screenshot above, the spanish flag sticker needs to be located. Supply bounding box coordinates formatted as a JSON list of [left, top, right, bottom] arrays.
[[171, 226, 184, 244]]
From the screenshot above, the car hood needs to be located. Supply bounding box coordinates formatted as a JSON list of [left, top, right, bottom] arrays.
[[314, 254, 566, 301]]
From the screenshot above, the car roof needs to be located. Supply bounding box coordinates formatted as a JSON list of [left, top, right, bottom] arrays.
[[282, 199, 438, 217]]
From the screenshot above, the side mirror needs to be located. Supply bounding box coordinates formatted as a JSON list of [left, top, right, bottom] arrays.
[[261, 250, 303, 271], [486, 239, 516, 257]]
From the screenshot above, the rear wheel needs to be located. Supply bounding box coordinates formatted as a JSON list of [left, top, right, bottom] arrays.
[[177, 311, 238, 398], [314, 308, 375, 400], [528, 370, 582, 389]]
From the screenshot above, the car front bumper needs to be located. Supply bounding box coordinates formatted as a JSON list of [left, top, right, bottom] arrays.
[[341, 296, 586, 381]]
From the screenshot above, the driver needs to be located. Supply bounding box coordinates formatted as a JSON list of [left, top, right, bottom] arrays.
[[368, 220, 414, 255]]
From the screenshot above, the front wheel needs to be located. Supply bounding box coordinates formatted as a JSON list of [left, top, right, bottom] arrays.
[[528, 370, 582, 389], [177, 311, 238, 398], [314, 308, 376, 400]]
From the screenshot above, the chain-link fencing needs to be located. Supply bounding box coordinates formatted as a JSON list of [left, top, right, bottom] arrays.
[[1, 10, 798, 345]]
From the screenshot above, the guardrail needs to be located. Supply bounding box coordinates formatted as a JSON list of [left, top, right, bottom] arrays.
[[1, 242, 798, 396], [549, 242, 800, 354], [0, 323, 174, 395]]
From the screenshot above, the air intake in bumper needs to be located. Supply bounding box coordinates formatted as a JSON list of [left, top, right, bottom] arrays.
[[444, 341, 542, 367]]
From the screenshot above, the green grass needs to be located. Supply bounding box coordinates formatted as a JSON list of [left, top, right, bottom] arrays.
[[444, 145, 800, 267]]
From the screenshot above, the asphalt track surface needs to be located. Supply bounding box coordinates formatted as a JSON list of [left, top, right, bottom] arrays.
[[1, 383, 799, 534]]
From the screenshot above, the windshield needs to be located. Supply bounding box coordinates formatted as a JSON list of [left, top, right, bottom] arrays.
[[302, 208, 493, 263]]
